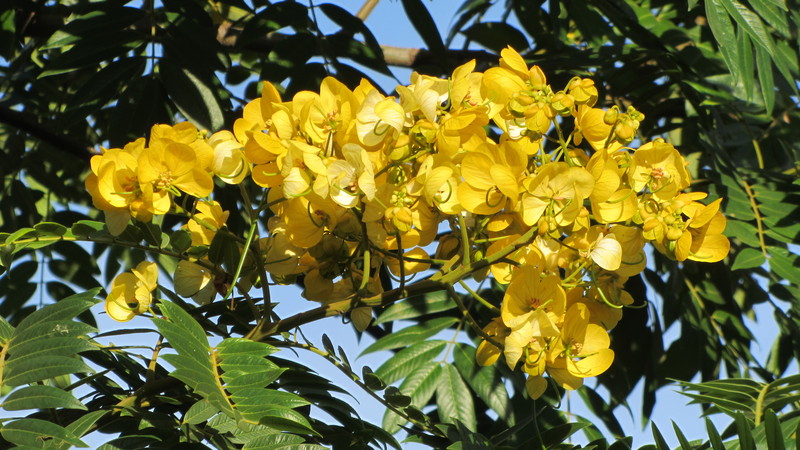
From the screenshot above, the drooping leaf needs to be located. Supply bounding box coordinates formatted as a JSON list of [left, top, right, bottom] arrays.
[[1, 418, 87, 448], [361, 317, 457, 355], [375, 340, 447, 385], [2, 385, 87, 411], [400, 0, 447, 61], [436, 364, 476, 431], [159, 58, 226, 132], [452, 343, 512, 423], [375, 291, 455, 324]]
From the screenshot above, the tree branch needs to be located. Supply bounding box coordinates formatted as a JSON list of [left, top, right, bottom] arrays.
[[356, 0, 380, 21], [0, 105, 93, 161]]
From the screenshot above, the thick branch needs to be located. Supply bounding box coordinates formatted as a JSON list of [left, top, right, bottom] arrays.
[[0, 105, 93, 161], [217, 26, 495, 69], [245, 278, 445, 342]]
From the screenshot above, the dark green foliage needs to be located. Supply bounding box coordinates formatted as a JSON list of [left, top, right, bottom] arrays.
[[0, 0, 798, 448]]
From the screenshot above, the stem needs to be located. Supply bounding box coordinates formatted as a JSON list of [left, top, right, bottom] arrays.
[[458, 280, 498, 312], [742, 179, 768, 258], [458, 213, 471, 267], [446, 286, 503, 350]]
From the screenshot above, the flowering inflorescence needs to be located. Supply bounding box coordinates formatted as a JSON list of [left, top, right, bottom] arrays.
[[86, 47, 729, 398]]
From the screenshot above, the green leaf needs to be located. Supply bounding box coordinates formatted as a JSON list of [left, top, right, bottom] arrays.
[[60, 410, 108, 450], [754, 42, 775, 114], [705, 0, 739, 83], [70, 220, 106, 238], [321, 333, 335, 356], [0, 317, 14, 343], [384, 386, 412, 408], [672, 421, 692, 449], [33, 222, 68, 237], [719, 0, 772, 54], [217, 338, 279, 358], [436, 364, 476, 431], [42, 7, 145, 50], [461, 22, 529, 53], [62, 57, 146, 125], [2, 385, 87, 411], [540, 422, 591, 448], [735, 30, 754, 101], [651, 422, 669, 450], [375, 291, 456, 324], [231, 389, 310, 411], [400, 0, 447, 60], [170, 229, 193, 254], [9, 326, 97, 360], [731, 247, 766, 270], [764, 409, 785, 450], [184, 399, 220, 425], [734, 412, 756, 450], [159, 58, 226, 131], [383, 362, 442, 433], [452, 343, 511, 422], [705, 417, 725, 450], [375, 340, 446, 385], [767, 247, 800, 286], [748, 0, 789, 37], [208, 230, 241, 272], [254, 405, 319, 436], [242, 433, 304, 449], [1, 418, 87, 448], [3, 355, 93, 387], [156, 301, 235, 417], [362, 366, 386, 391], [238, 2, 309, 46], [318, 4, 392, 76], [13, 288, 100, 334], [39, 31, 145, 78], [724, 220, 761, 247], [361, 317, 457, 355]]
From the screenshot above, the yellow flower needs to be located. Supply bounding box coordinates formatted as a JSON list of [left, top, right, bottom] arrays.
[[675, 198, 730, 262], [295, 77, 357, 147], [417, 155, 463, 215], [105, 261, 158, 322], [262, 219, 304, 277], [573, 105, 622, 152], [385, 247, 431, 277], [356, 89, 405, 147], [185, 200, 229, 247], [548, 303, 614, 389], [324, 144, 377, 208], [208, 131, 249, 184], [520, 162, 594, 228], [568, 77, 598, 107], [629, 140, 690, 201], [397, 70, 449, 123], [501, 265, 566, 330], [283, 194, 342, 248], [476, 317, 510, 366], [526, 375, 548, 400], [174, 260, 216, 305], [138, 141, 214, 204], [458, 144, 521, 215]]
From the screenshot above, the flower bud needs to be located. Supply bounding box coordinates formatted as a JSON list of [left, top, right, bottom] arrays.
[[603, 107, 619, 125]]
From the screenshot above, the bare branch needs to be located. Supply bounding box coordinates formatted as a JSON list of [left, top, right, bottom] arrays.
[[356, 0, 380, 21]]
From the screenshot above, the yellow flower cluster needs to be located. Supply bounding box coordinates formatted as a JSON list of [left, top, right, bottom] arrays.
[[105, 261, 158, 322], [87, 47, 729, 395]]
